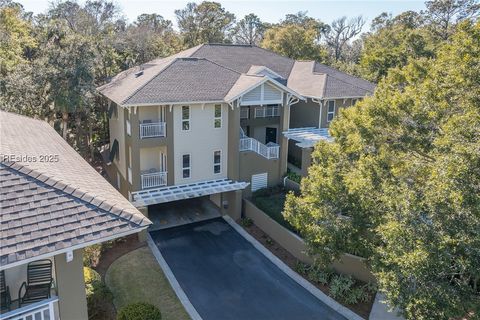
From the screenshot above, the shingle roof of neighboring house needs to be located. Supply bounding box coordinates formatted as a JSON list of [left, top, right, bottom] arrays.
[[124, 58, 241, 105], [0, 112, 151, 267], [98, 44, 375, 105]]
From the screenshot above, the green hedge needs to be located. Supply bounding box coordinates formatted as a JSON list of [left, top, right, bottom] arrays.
[[117, 302, 162, 320]]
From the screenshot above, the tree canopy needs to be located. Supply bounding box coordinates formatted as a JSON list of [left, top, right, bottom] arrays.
[[284, 21, 480, 319]]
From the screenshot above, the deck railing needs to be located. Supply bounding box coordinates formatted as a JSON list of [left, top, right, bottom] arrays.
[[1, 297, 58, 320], [239, 137, 279, 159], [139, 121, 166, 139], [141, 171, 167, 189], [254, 106, 279, 118]]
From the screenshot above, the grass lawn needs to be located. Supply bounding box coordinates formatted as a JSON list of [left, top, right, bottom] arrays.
[[252, 191, 297, 233], [105, 246, 190, 320]]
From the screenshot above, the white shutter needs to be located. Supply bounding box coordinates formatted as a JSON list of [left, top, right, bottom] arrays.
[[251, 173, 268, 192]]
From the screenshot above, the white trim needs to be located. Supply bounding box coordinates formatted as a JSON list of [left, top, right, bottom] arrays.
[[222, 216, 364, 320], [283, 127, 333, 148], [0, 296, 59, 320], [213, 104, 222, 129], [121, 100, 225, 107], [182, 153, 191, 179], [131, 179, 249, 207], [213, 150, 222, 175], [1, 227, 148, 271], [226, 76, 305, 104], [327, 100, 336, 123], [181, 105, 190, 132]]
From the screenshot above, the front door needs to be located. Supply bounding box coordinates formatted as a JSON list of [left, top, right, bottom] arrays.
[[265, 127, 277, 144]]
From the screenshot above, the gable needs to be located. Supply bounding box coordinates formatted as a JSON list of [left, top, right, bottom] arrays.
[[241, 82, 283, 105]]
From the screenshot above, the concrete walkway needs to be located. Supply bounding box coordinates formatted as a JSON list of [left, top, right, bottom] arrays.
[[369, 293, 404, 320]]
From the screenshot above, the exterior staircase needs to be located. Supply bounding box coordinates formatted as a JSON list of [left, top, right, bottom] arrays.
[[239, 128, 279, 160]]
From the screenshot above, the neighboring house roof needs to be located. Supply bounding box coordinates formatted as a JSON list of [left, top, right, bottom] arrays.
[[98, 44, 375, 106], [0, 112, 151, 268]]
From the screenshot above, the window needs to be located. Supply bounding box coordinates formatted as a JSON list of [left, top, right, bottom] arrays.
[[213, 150, 221, 174], [327, 100, 335, 122], [182, 106, 190, 131], [214, 104, 222, 128], [182, 154, 191, 178]]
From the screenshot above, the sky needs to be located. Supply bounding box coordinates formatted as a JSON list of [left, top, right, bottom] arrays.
[[19, 0, 426, 30]]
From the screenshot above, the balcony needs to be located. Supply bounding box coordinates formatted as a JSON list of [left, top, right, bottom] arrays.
[[141, 170, 167, 189], [254, 106, 279, 118], [1, 297, 58, 320], [240, 137, 279, 159], [139, 121, 166, 139]]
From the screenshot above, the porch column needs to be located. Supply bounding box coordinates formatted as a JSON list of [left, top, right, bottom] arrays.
[[301, 147, 312, 177], [224, 190, 242, 220], [54, 249, 88, 320]]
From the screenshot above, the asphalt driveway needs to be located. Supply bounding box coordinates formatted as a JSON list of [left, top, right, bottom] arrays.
[[149, 218, 347, 320]]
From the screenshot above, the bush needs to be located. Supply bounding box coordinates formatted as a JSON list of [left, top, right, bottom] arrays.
[[83, 244, 103, 267], [307, 265, 333, 286], [117, 303, 162, 320], [85, 268, 113, 320], [329, 274, 355, 301], [286, 169, 301, 184], [240, 217, 253, 227], [84, 267, 101, 285]]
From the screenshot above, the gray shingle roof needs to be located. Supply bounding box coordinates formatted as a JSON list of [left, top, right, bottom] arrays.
[[0, 111, 151, 267], [124, 58, 241, 105], [314, 62, 375, 98], [97, 44, 375, 105], [192, 44, 295, 79]]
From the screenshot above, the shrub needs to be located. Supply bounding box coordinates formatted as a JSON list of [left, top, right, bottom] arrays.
[[294, 261, 310, 275], [329, 274, 355, 301], [83, 244, 103, 267], [85, 269, 113, 320], [307, 265, 333, 286], [286, 169, 301, 184], [240, 217, 253, 227], [117, 303, 162, 320], [84, 267, 101, 285]]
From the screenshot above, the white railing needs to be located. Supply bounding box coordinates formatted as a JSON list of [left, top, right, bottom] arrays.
[[1, 297, 57, 320], [126, 120, 131, 136], [239, 137, 279, 159], [240, 108, 249, 119], [141, 171, 167, 189], [140, 121, 166, 139], [254, 106, 280, 118]]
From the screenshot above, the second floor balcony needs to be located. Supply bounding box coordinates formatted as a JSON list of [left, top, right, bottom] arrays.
[[254, 106, 279, 118], [141, 170, 167, 189], [139, 120, 166, 139]]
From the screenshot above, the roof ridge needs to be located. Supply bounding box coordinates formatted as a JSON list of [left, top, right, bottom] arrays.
[[1, 161, 149, 227]]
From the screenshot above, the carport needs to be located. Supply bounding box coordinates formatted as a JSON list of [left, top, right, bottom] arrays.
[[149, 218, 357, 320]]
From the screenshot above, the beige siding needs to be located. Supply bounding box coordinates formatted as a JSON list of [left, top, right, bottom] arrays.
[[173, 103, 229, 184], [54, 249, 88, 320], [139, 146, 167, 172], [109, 106, 127, 179], [289, 99, 320, 128]]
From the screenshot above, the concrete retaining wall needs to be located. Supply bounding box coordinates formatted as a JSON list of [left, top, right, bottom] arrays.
[[244, 200, 375, 283], [283, 177, 300, 193]]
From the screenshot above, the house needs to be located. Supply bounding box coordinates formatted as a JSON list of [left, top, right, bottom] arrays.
[[97, 44, 374, 216], [285, 61, 375, 176], [0, 111, 151, 320]]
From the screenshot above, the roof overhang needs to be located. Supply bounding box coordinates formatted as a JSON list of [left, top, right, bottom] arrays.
[[131, 179, 249, 207], [283, 127, 333, 148]]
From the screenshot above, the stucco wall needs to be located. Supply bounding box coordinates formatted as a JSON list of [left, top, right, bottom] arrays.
[[289, 99, 320, 128], [239, 152, 282, 196], [173, 103, 229, 184], [244, 200, 375, 283], [54, 249, 88, 320], [108, 104, 126, 179], [139, 146, 167, 172]]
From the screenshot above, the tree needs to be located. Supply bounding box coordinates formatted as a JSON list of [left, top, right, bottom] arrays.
[[231, 13, 265, 45], [284, 21, 480, 319], [175, 1, 235, 47], [359, 15, 435, 82], [424, 0, 480, 39], [0, 3, 36, 73], [261, 23, 327, 61], [323, 16, 365, 61]]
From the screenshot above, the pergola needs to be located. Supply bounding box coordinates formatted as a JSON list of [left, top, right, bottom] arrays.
[[283, 127, 333, 148], [131, 178, 249, 207]]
